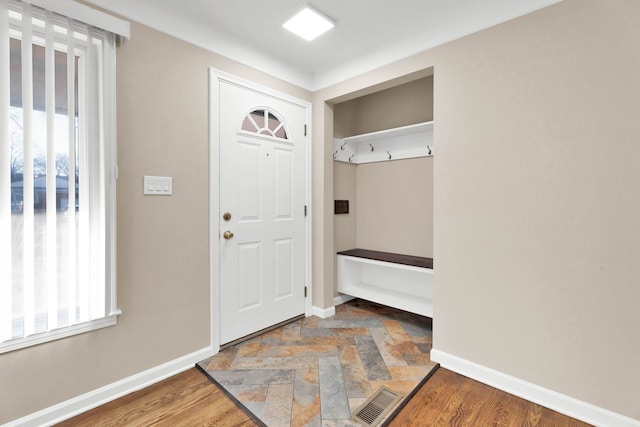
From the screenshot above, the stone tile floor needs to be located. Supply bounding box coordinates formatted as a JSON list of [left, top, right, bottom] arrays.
[[197, 299, 436, 427]]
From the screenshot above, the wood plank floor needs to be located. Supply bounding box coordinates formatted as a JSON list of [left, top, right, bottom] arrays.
[[387, 368, 591, 427], [58, 366, 591, 426], [57, 368, 259, 427]]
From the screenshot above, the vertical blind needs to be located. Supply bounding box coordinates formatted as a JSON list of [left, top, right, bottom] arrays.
[[0, 0, 120, 351]]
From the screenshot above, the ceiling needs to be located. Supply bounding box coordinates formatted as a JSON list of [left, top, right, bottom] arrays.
[[84, 0, 562, 91]]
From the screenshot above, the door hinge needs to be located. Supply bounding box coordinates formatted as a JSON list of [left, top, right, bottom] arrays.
[[304, 205, 308, 217], [304, 286, 307, 298], [304, 124, 307, 136]]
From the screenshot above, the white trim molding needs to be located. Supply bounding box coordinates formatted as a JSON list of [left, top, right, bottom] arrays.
[[4, 347, 213, 427], [431, 349, 640, 427], [309, 295, 355, 319], [22, 0, 130, 39], [311, 305, 335, 319], [1, 312, 120, 355]]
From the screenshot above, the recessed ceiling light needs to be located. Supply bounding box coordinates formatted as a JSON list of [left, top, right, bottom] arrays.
[[283, 7, 334, 42]]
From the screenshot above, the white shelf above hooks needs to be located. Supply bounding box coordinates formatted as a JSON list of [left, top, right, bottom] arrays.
[[333, 121, 433, 164]]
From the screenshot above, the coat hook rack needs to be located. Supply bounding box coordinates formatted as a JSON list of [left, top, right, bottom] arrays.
[[333, 121, 434, 164]]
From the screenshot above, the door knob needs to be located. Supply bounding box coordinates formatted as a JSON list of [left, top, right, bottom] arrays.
[[223, 230, 234, 240], [223, 212, 231, 221]]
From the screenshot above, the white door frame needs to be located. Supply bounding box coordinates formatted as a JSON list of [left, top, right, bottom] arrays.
[[208, 68, 312, 353]]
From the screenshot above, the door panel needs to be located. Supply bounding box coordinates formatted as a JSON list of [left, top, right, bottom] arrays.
[[274, 238, 294, 299], [274, 147, 293, 219], [237, 242, 262, 310], [237, 140, 262, 221], [218, 80, 306, 345]]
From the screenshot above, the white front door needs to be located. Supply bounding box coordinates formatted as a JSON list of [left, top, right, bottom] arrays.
[[214, 74, 308, 345]]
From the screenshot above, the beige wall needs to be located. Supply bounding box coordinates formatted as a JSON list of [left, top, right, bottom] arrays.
[[333, 162, 357, 254], [432, 0, 640, 419], [333, 99, 357, 139], [351, 77, 434, 136], [357, 158, 433, 258], [0, 22, 310, 424], [318, 0, 640, 421], [333, 162, 357, 291]]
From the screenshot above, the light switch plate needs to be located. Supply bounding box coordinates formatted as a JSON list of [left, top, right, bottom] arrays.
[[144, 176, 172, 195]]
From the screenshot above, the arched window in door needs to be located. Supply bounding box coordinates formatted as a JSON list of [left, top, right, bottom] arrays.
[[241, 108, 289, 140]]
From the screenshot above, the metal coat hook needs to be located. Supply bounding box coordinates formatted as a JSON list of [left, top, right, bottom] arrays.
[[427, 145, 432, 155], [387, 151, 392, 160], [349, 154, 355, 163], [333, 150, 338, 159], [341, 141, 347, 150], [369, 143, 375, 152]]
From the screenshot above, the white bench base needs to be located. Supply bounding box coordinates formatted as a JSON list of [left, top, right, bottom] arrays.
[[337, 254, 433, 318]]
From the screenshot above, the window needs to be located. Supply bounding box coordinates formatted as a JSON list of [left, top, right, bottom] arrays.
[[0, 0, 120, 353], [241, 108, 289, 140]]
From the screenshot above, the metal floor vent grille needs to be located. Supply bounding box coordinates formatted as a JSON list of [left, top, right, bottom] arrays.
[[352, 387, 403, 426]]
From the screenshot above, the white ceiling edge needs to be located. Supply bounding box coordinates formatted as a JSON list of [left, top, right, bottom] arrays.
[[85, 0, 563, 92], [159, 24, 314, 90], [312, 0, 564, 91], [83, 0, 314, 89]]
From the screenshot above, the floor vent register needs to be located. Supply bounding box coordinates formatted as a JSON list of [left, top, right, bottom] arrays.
[[352, 387, 403, 426]]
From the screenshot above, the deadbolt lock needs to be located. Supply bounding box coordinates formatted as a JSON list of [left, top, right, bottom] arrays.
[[223, 230, 234, 240], [223, 212, 232, 221]]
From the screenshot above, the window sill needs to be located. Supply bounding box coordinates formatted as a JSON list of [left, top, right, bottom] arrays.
[[0, 310, 122, 355]]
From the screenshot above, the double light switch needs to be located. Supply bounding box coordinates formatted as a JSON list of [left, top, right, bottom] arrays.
[[144, 175, 172, 195]]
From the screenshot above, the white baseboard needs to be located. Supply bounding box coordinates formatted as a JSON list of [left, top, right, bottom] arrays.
[[431, 349, 640, 427], [6, 347, 213, 427], [309, 295, 355, 319], [311, 305, 336, 319]]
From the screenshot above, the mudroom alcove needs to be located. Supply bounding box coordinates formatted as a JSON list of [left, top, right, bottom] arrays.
[[333, 75, 434, 316]]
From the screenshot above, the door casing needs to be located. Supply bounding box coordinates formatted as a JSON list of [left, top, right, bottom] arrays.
[[208, 68, 312, 353]]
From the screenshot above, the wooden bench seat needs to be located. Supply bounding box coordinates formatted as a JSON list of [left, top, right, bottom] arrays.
[[336, 249, 433, 318]]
